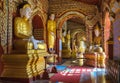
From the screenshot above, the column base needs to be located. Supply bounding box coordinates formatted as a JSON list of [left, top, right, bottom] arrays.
[[41, 69, 49, 80], [51, 66, 57, 73]]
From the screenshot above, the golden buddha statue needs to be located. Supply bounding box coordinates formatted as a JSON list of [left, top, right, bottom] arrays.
[[94, 47, 106, 68], [71, 39, 77, 58], [94, 36, 102, 46], [13, 2, 33, 53], [78, 37, 86, 53], [62, 36, 65, 43], [62, 29, 66, 43], [14, 3, 32, 39], [62, 30, 72, 58], [66, 30, 71, 49], [47, 14, 58, 64], [93, 25, 102, 46], [47, 14, 56, 50]]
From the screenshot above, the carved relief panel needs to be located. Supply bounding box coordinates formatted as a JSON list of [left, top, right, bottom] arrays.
[[0, 0, 8, 54]]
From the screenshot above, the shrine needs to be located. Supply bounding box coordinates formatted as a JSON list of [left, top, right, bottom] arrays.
[[0, 0, 120, 83]]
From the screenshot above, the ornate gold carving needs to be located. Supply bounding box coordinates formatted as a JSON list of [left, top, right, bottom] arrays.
[[27, 0, 48, 14], [49, 0, 97, 17], [0, 0, 8, 53], [85, 12, 101, 27]]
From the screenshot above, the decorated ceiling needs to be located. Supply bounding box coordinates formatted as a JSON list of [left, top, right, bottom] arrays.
[[74, 0, 100, 5]]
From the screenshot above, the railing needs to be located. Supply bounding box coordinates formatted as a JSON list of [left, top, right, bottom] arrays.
[[106, 59, 120, 83]]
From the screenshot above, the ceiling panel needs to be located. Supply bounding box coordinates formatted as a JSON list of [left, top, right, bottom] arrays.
[[68, 17, 85, 25], [75, 0, 100, 5]]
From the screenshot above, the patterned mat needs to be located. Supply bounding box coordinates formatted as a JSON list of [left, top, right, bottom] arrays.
[[50, 66, 92, 83]]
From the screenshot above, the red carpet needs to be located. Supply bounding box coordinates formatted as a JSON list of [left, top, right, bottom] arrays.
[[50, 66, 92, 83]]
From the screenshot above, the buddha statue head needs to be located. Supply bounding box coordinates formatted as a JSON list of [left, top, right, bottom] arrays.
[[93, 46, 104, 53], [94, 25, 100, 37], [49, 14, 55, 21], [81, 36, 86, 41], [19, 2, 32, 19], [67, 30, 70, 34]]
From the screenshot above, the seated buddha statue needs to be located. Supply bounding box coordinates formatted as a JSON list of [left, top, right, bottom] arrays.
[[94, 46, 106, 68], [14, 2, 32, 39], [78, 37, 86, 54], [13, 2, 46, 53], [13, 2, 32, 53], [93, 25, 102, 46], [94, 36, 102, 46]]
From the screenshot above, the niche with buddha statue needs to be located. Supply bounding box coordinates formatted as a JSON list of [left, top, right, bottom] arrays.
[[93, 22, 102, 46]]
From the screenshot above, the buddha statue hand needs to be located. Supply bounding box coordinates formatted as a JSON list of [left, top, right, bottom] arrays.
[[50, 32, 56, 39]]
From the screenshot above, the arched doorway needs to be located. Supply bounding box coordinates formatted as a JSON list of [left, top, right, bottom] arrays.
[[56, 11, 87, 62], [71, 29, 86, 47], [32, 15, 44, 40]]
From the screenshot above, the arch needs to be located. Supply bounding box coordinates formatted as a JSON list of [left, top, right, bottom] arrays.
[[30, 10, 46, 41], [71, 29, 86, 47], [56, 11, 86, 60], [57, 11, 85, 29], [32, 15, 44, 40], [71, 29, 85, 39]]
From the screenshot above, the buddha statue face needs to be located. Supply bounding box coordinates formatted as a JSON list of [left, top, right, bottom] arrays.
[[67, 30, 70, 34], [94, 29, 100, 37], [94, 25, 100, 37], [20, 4, 32, 19], [49, 14, 55, 21]]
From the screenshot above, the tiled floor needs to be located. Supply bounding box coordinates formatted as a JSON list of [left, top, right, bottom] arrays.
[[0, 59, 114, 83]]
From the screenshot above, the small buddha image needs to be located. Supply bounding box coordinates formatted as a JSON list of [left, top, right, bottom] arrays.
[[71, 39, 77, 58], [66, 30, 71, 49], [62, 29, 66, 43]]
